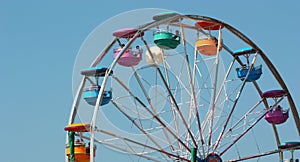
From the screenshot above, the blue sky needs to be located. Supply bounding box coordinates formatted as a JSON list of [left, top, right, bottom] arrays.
[[1, 1, 299, 162]]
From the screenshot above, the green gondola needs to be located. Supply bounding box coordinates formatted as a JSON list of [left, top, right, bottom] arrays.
[[153, 31, 180, 50]]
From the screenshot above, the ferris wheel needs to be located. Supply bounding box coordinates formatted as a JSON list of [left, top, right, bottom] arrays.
[[65, 12, 300, 162]]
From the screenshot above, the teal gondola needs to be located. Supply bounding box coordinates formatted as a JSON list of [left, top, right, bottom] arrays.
[[153, 30, 180, 50], [236, 65, 262, 82], [279, 141, 300, 149], [83, 86, 112, 106]]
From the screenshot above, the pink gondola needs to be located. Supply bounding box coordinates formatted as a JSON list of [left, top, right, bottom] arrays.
[[264, 106, 289, 124], [113, 28, 144, 38], [114, 47, 143, 67]]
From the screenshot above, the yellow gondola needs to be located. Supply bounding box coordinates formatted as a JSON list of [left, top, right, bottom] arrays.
[[64, 123, 91, 132]]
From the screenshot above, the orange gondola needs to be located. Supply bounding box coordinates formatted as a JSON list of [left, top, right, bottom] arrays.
[[196, 36, 222, 55], [66, 141, 96, 162]]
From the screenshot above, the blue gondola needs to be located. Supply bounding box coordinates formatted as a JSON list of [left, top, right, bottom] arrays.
[[81, 66, 113, 77], [83, 86, 112, 106], [236, 65, 262, 82], [233, 47, 256, 56]]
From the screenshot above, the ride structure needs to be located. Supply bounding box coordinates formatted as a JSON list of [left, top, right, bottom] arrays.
[[65, 12, 300, 162]]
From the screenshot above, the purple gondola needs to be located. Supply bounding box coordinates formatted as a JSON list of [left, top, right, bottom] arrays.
[[261, 90, 286, 98], [264, 105, 289, 124]]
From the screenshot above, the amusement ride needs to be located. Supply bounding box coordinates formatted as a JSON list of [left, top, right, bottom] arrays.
[[65, 12, 300, 162]]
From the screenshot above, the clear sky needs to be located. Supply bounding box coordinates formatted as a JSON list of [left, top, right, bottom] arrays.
[[0, 1, 299, 162]]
